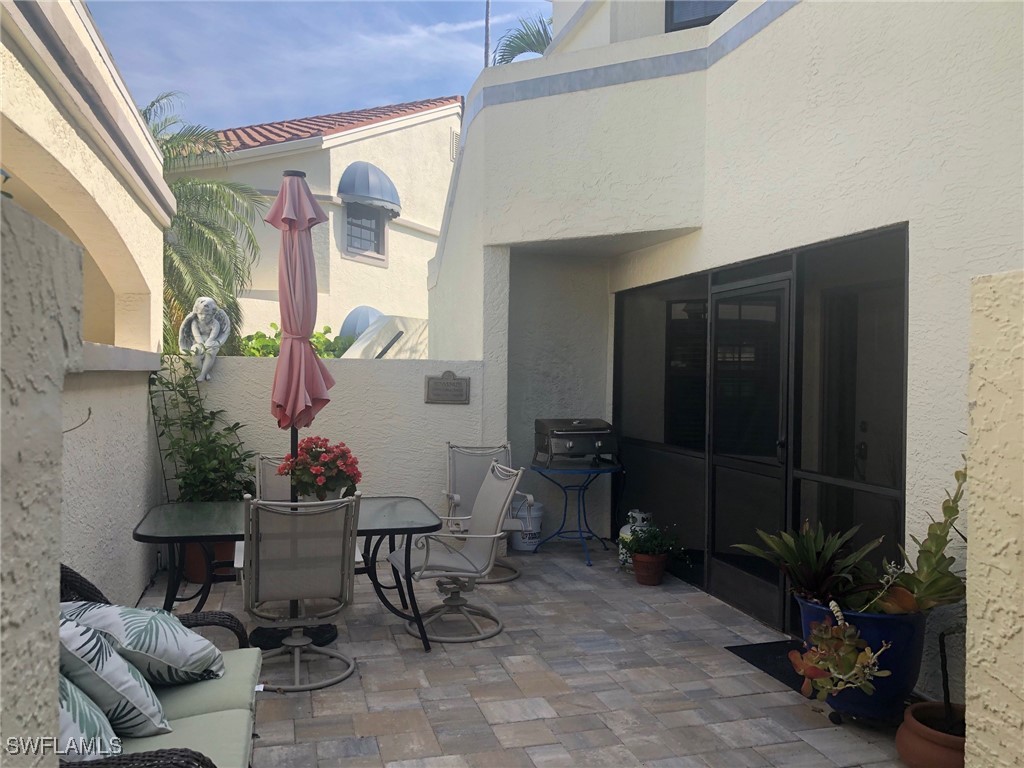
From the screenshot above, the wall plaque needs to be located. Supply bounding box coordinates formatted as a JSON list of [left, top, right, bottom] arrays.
[[425, 371, 470, 404]]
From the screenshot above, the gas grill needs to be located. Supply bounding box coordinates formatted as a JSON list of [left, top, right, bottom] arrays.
[[532, 418, 618, 469]]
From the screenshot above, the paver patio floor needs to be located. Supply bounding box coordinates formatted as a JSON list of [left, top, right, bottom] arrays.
[[144, 543, 902, 768]]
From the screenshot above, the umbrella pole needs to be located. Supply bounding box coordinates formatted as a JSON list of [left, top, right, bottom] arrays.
[[289, 425, 299, 621], [290, 426, 299, 503]]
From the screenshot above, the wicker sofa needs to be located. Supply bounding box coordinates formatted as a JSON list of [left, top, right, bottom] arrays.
[[59, 565, 260, 768]]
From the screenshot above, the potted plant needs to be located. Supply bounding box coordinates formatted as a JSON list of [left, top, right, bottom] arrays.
[[735, 465, 967, 723], [277, 435, 361, 501], [789, 601, 892, 700], [150, 357, 257, 579], [896, 629, 965, 768], [619, 524, 677, 585]]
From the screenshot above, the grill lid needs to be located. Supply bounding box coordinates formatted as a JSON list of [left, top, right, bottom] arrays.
[[535, 418, 612, 435]]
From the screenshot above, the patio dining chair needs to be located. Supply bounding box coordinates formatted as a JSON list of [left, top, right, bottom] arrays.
[[389, 461, 523, 643], [242, 493, 360, 691], [445, 442, 536, 583]]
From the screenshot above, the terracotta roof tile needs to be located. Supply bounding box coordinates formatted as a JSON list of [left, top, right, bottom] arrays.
[[216, 96, 463, 151]]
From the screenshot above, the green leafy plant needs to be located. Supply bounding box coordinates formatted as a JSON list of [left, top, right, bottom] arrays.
[[619, 524, 678, 556], [733, 521, 883, 604], [142, 92, 265, 353], [492, 14, 552, 65], [789, 602, 891, 700], [238, 323, 356, 359], [150, 356, 255, 502]]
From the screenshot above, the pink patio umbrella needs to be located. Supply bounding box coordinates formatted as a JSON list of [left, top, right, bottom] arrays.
[[265, 170, 334, 498]]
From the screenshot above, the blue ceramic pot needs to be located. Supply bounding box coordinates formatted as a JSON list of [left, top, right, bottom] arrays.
[[795, 596, 926, 723]]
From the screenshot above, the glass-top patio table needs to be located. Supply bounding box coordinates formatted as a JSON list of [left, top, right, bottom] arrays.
[[133, 496, 442, 651]]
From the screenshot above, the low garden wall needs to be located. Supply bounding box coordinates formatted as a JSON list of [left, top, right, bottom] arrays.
[[202, 357, 486, 512]]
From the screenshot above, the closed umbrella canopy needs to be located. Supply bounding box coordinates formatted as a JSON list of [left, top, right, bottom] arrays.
[[266, 171, 334, 430]]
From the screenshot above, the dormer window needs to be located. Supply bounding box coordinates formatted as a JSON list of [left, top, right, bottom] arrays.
[[666, 1, 735, 32], [338, 161, 401, 265]]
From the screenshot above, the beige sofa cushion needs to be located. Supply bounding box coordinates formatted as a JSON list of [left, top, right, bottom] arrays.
[[156, 648, 261, 721], [120, 709, 253, 767]]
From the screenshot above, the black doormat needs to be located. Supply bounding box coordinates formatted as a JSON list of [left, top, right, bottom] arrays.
[[249, 624, 338, 650], [725, 639, 805, 693]]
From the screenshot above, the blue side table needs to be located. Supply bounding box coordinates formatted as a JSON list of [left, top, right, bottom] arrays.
[[531, 461, 623, 566]]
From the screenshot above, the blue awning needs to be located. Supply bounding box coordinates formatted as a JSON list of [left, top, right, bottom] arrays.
[[337, 161, 401, 217]]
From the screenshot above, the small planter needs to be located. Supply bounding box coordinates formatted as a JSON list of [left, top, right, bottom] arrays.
[[632, 553, 668, 585], [895, 702, 965, 768]]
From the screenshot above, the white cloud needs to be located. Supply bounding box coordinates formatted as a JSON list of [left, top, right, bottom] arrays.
[[91, 0, 548, 127]]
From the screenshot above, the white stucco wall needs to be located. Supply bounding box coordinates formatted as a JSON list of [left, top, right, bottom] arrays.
[[430, 0, 1023, 698], [1, 203, 83, 767], [196, 106, 460, 337], [508, 253, 613, 536], [61, 371, 162, 606], [200, 358, 485, 512], [1, 6, 169, 352], [965, 270, 1024, 768]]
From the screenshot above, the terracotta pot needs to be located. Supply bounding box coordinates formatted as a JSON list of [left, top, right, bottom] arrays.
[[182, 541, 235, 583], [895, 702, 965, 768], [632, 553, 668, 585]]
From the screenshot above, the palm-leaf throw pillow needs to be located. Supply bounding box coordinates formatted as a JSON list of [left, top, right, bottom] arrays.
[[59, 616, 171, 737], [61, 602, 224, 686], [58, 674, 121, 763]]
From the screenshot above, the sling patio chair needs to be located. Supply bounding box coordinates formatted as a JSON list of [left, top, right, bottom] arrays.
[[389, 461, 523, 643], [242, 493, 360, 691]]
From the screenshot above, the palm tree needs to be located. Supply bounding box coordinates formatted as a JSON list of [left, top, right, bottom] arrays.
[[492, 14, 552, 66], [142, 92, 265, 352]]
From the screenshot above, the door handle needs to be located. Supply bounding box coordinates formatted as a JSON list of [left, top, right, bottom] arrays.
[[776, 437, 787, 464]]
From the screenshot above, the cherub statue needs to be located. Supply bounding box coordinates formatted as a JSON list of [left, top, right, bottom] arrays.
[[178, 297, 231, 382]]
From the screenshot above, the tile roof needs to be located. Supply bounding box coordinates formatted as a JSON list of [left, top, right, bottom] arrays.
[[216, 96, 463, 152]]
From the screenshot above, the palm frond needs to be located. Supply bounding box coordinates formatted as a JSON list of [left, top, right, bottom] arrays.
[[493, 15, 552, 65], [141, 93, 265, 346]]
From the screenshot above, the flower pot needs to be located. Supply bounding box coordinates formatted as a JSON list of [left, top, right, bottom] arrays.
[[632, 553, 668, 585], [895, 702, 965, 768], [182, 541, 235, 583], [795, 596, 926, 723], [300, 486, 342, 502]]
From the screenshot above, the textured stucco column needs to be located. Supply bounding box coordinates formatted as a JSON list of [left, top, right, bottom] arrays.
[[965, 270, 1023, 768], [481, 246, 511, 445], [1, 203, 83, 766]]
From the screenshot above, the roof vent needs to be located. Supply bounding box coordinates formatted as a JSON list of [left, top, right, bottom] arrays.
[[337, 161, 401, 218]]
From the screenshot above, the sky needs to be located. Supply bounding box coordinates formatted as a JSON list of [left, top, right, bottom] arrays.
[[89, 0, 549, 130]]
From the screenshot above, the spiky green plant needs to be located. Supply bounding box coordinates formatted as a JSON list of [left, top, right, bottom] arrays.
[[733, 521, 883, 603]]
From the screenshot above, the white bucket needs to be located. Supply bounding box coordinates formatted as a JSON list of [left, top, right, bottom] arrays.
[[510, 500, 544, 551]]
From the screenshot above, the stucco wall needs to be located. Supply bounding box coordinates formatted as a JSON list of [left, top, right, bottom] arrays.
[[60, 372, 162, 606], [965, 270, 1024, 768], [508, 253, 613, 536], [199, 108, 459, 336], [1, 34, 164, 352], [430, 0, 1023, 698], [1, 203, 83, 767], [201, 358, 485, 512]]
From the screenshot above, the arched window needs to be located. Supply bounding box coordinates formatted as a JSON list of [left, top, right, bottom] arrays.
[[338, 162, 400, 264]]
